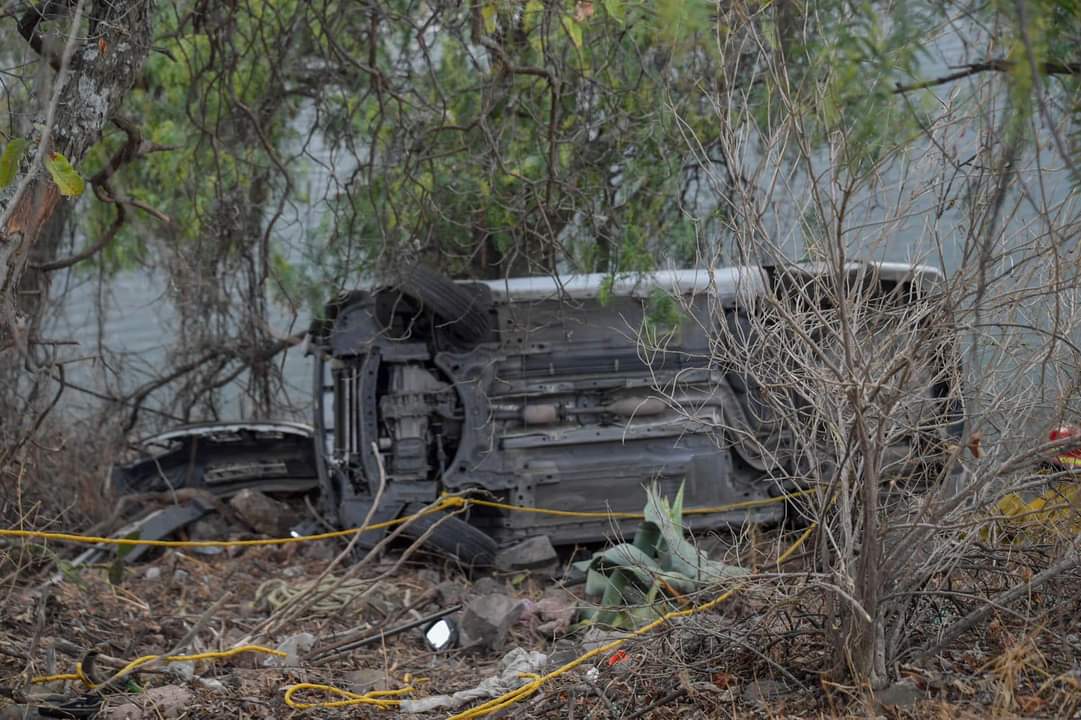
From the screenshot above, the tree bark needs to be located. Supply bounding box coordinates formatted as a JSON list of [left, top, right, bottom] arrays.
[[0, 0, 153, 349]]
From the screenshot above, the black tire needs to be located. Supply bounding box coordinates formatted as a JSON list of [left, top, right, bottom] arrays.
[[400, 503, 497, 568], [395, 265, 491, 344]]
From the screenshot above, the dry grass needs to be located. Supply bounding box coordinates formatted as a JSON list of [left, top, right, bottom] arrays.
[[2, 515, 1081, 718]]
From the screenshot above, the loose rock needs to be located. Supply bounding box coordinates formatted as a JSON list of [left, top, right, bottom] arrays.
[[876, 681, 924, 708], [471, 576, 505, 596], [229, 489, 300, 536], [459, 594, 523, 650], [437, 580, 467, 606], [494, 536, 559, 574], [264, 632, 316, 667], [166, 660, 195, 682], [520, 589, 576, 637]]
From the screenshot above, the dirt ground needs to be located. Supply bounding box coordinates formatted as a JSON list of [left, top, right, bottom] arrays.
[[3, 520, 1081, 720]]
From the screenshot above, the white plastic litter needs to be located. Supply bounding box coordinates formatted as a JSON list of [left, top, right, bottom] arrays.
[[399, 647, 547, 713]]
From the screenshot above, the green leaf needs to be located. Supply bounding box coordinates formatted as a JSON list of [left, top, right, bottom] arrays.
[[481, 3, 497, 35], [0, 138, 28, 188], [602, 0, 625, 23], [108, 556, 125, 586], [115, 531, 141, 560], [56, 557, 86, 589], [44, 152, 85, 197], [563, 16, 583, 48]]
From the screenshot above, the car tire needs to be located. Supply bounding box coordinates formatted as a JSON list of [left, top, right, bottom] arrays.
[[400, 503, 497, 568], [395, 265, 491, 344]]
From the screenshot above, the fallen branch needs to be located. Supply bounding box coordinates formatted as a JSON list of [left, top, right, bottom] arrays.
[[906, 549, 1081, 662]]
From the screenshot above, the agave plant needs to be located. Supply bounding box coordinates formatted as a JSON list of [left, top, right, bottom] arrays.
[[574, 483, 747, 628]]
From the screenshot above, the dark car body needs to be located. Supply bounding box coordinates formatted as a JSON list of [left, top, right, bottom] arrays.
[[305, 262, 963, 552], [110, 262, 962, 565]]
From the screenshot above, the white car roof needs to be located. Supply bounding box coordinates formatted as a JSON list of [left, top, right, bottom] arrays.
[[470, 262, 943, 303], [474, 267, 769, 303]]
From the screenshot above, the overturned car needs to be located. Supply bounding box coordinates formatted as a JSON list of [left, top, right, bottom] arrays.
[[113, 262, 964, 566]]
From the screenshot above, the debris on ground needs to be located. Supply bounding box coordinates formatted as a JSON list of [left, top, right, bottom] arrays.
[[493, 536, 559, 575], [6, 476, 1081, 720], [399, 647, 548, 713], [102, 685, 193, 719], [460, 593, 524, 650], [228, 489, 301, 536], [265, 632, 315, 667], [875, 680, 925, 708]]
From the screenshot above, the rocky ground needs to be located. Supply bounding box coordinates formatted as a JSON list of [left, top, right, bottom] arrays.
[[2, 525, 1081, 713], [3, 497, 1081, 718]]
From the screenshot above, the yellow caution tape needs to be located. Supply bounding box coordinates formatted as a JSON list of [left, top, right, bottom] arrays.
[[19, 488, 818, 717], [1, 491, 810, 550], [32, 645, 286, 687]]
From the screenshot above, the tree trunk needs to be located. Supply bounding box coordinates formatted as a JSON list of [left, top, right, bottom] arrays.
[[0, 0, 152, 349]]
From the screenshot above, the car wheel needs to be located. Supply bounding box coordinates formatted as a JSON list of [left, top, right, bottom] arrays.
[[399, 503, 497, 568], [395, 265, 491, 344]]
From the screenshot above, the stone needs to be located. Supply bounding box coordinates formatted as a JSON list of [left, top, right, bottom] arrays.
[[229, 489, 300, 536], [471, 576, 505, 596], [494, 536, 558, 573], [437, 580, 466, 606], [186, 513, 232, 541], [144, 566, 161, 581], [580, 627, 627, 652], [741, 679, 789, 705], [533, 592, 576, 637], [300, 539, 337, 562], [545, 639, 582, 669], [103, 685, 193, 719], [198, 677, 226, 691], [166, 661, 195, 682], [875, 681, 924, 708], [264, 632, 316, 667], [519, 589, 576, 638], [459, 594, 523, 650]]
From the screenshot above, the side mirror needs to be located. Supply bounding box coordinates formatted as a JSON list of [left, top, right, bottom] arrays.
[[423, 617, 458, 652]]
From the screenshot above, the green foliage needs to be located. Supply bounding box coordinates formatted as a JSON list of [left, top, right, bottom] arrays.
[[44, 152, 84, 197], [54, 0, 1081, 306], [779, 2, 937, 175], [574, 483, 747, 628], [107, 532, 141, 586], [0, 137, 28, 188], [644, 286, 682, 333]]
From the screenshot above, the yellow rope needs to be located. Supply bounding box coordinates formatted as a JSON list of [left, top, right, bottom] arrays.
[[1, 491, 810, 550], [283, 683, 413, 710], [19, 489, 818, 717], [29, 672, 80, 684], [459, 489, 814, 519], [446, 517, 819, 720], [777, 522, 817, 566], [449, 586, 741, 719], [1, 499, 460, 549], [31, 645, 286, 688]]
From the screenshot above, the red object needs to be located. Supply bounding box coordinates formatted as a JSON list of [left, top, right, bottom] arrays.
[[1050, 425, 1081, 466], [607, 649, 629, 667]]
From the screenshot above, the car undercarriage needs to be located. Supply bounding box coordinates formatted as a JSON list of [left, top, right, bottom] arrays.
[[111, 262, 965, 566]]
